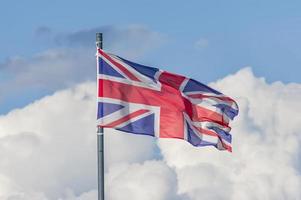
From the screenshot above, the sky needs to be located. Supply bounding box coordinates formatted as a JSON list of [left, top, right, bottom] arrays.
[[1, 0, 301, 113], [0, 0, 301, 200]]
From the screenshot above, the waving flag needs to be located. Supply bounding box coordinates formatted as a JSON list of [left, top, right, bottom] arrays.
[[97, 49, 238, 152]]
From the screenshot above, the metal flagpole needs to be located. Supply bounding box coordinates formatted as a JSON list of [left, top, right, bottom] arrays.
[[96, 33, 105, 200]]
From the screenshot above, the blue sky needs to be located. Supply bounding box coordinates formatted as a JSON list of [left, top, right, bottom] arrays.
[[1, 0, 301, 113], [1, 1, 301, 199]]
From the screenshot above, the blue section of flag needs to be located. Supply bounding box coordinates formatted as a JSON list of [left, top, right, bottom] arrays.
[[118, 113, 155, 136], [210, 127, 232, 143], [118, 57, 159, 82], [97, 102, 124, 119], [186, 122, 216, 147], [99, 58, 125, 78], [215, 104, 239, 120], [183, 79, 221, 94]]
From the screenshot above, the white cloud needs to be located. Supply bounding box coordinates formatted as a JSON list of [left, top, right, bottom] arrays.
[[0, 67, 300, 200], [106, 160, 183, 200], [0, 82, 157, 200]]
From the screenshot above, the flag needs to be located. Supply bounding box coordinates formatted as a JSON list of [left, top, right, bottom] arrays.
[[96, 49, 238, 152]]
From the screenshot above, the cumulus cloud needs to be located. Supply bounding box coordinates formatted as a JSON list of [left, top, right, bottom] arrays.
[[0, 68, 300, 200], [0, 82, 159, 200], [106, 160, 184, 200]]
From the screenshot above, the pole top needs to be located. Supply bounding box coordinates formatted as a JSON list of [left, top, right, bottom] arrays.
[[96, 33, 103, 49]]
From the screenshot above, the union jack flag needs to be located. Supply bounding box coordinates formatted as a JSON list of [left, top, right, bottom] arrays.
[[97, 49, 239, 152]]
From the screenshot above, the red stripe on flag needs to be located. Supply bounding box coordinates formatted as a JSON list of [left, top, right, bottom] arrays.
[[195, 126, 218, 137], [192, 119, 231, 131], [222, 142, 232, 152], [159, 71, 186, 90], [98, 49, 140, 81], [187, 94, 236, 104], [104, 109, 149, 127], [99, 79, 185, 108], [192, 105, 229, 126], [158, 107, 184, 139]]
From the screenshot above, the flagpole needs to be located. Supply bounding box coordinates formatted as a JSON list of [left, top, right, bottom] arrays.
[[96, 32, 105, 200]]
